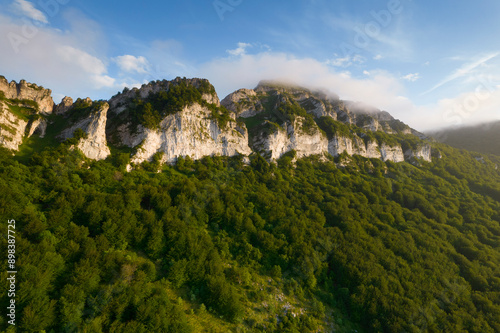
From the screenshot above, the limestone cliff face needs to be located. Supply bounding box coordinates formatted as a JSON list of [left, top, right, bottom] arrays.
[[0, 76, 54, 114], [328, 135, 366, 157], [251, 117, 328, 160], [117, 103, 252, 164], [405, 144, 432, 162], [27, 118, 47, 138], [328, 135, 383, 159], [0, 101, 28, 150], [60, 102, 111, 160], [380, 144, 405, 163]]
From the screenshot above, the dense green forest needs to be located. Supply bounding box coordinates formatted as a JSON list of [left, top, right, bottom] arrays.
[[1, 135, 500, 332]]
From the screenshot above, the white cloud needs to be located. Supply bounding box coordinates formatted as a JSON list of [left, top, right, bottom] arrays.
[[227, 42, 252, 56], [113, 55, 150, 74], [57, 46, 107, 75], [363, 70, 370, 76], [199, 52, 403, 110], [0, 12, 120, 99], [326, 54, 365, 67], [12, 0, 48, 24], [402, 73, 421, 82], [374, 54, 383, 60]]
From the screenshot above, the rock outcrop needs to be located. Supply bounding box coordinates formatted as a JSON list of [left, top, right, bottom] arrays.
[[27, 117, 47, 138], [0, 101, 28, 150], [328, 135, 383, 159], [251, 117, 328, 160], [118, 103, 252, 164], [0, 76, 54, 114], [404, 144, 432, 162], [60, 102, 111, 160], [55, 96, 74, 115], [221, 88, 263, 118], [380, 144, 405, 163]]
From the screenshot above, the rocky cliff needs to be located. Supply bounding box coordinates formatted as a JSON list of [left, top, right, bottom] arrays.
[[223, 81, 430, 163], [251, 117, 328, 160], [0, 101, 28, 151], [0, 76, 54, 114], [108, 78, 251, 164], [119, 103, 251, 164], [60, 101, 111, 160], [0, 76, 433, 166], [404, 144, 432, 162]]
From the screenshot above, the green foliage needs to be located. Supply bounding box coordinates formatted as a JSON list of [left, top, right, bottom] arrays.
[[316, 116, 353, 139], [207, 104, 232, 130], [1, 97, 39, 121], [276, 98, 318, 135], [64, 128, 88, 146], [2, 138, 500, 332]]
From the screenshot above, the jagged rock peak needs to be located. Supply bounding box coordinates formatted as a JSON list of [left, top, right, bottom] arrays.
[[55, 96, 74, 115], [0, 76, 55, 114]]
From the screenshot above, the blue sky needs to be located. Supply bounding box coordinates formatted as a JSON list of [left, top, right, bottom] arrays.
[[1, 0, 499, 130]]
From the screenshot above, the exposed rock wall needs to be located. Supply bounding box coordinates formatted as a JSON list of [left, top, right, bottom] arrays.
[[380, 144, 405, 163], [252, 118, 328, 160], [0, 102, 28, 150], [328, 135, 366, 157], [60, 103, 111, 160], [120, 103, 252, 164], [0, 77, 54, 114], [27, 118, 47, 138], [405, 144, 432, 162]]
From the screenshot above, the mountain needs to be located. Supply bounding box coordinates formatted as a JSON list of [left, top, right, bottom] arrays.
[[427, 121, 500, 156], [1, 76, 500, 332], [0, 76, 433, 166]]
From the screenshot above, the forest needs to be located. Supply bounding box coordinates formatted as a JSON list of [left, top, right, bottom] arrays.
[[1, 133, 500, 332]]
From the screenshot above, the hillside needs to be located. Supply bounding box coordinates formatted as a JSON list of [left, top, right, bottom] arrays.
[[427, 121, 500, 156], [0, 77, 500, 332]]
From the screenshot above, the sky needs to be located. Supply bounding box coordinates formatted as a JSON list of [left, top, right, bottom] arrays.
[[1, 0, 500, 131]]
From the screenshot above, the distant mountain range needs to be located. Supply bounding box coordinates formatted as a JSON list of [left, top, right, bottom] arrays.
[[427, 121, 500, 156]]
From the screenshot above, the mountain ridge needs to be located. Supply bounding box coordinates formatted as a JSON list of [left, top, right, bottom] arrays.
[[0, 75, 432, 166], [427, 121, 500, 156]]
